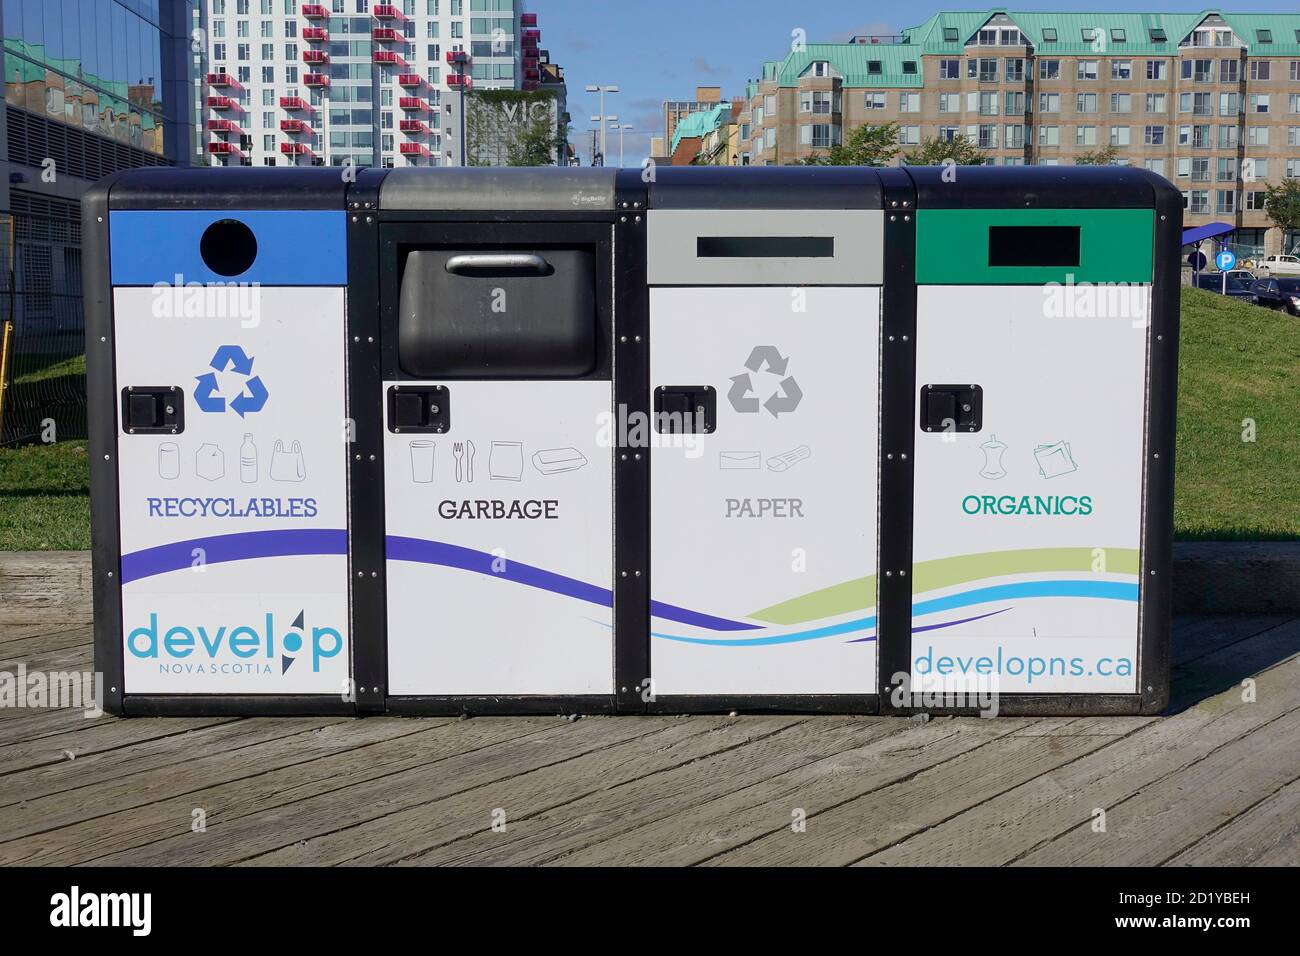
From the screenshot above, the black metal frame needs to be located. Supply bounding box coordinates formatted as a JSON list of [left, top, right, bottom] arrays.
[[86, 166, 1177, 718]]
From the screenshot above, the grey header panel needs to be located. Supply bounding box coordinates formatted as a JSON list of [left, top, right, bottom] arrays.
[[649, 167, 884, 209], [647, 209, 885, 286], [380, 168, 620, 211]]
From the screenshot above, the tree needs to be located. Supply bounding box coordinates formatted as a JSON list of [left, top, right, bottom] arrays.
[[1075, 144, 1120, 166], [1263, 181, 1300, 253], [800, 122, 900, 167], [464, 89, 568, 166], [905, 134, 988, 166]]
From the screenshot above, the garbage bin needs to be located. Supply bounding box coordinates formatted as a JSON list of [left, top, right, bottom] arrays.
[[86, 165, 1178, 717]]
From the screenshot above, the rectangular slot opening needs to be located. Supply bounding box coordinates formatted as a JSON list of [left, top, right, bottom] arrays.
[[696, 236, 835, 259], [987, 225, 1081, 268]]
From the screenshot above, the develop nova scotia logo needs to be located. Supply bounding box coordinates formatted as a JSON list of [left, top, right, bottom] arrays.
[[50, 886, 151, 936], [127, 608, 343, 676]]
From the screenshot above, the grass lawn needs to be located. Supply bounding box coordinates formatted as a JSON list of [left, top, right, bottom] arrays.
[[0, 286, 1295, 550]]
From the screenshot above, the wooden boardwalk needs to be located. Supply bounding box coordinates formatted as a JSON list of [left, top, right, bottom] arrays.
[[1, 614, 1298, 866]]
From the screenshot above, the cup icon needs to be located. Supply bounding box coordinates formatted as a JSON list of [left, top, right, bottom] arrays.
[[410, 441, 436, 484]]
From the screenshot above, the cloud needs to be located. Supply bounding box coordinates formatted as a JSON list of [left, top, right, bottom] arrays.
[[690, 56, 726, 77], [567, 38, 595, 52]]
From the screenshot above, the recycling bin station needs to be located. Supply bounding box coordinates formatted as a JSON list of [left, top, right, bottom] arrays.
[[85, 165, 1179, 717]]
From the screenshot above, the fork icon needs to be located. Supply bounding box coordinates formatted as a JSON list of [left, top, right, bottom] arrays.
[[453, 442, 465, 483]]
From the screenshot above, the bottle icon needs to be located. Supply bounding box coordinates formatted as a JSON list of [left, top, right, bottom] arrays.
[[979, 434, 1008, 480], [240, 434, 258, 483]]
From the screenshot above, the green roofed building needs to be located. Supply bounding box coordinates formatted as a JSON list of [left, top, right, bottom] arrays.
[[738, 9, 1300, 256]]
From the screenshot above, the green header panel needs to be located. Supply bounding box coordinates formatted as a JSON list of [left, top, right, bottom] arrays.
[[915, 208, 1155, 285]]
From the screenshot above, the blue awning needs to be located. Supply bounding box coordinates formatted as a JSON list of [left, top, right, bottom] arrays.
[[1182, 222, 1235, 246]]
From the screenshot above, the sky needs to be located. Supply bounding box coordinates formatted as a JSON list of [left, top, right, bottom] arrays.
[[534, 0, 1299, 166]]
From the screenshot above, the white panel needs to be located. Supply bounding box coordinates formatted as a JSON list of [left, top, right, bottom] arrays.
[[384, 380, 614, 696], [911, 285, 1149, 695], [650, 286, 879, 695], [114, 287, 350, 695]]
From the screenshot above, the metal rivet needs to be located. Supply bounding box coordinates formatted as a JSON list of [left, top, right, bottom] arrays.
[[369, 454, 376, 461]]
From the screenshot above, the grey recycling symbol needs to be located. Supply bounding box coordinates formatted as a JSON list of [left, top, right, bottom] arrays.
[[728, 345, 803, 418]]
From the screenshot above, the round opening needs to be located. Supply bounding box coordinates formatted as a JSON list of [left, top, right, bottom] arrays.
[[199, 218, 258, 277]]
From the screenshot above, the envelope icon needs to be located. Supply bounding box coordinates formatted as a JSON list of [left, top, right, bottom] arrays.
[[719, 451, 762, 471]]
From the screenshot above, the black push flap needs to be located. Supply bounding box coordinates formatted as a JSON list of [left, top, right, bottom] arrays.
[[921, 385, 983, 433], [654, 386, 716, 434], [121, 387, 184, 435], [398, 248, 596, 379], [387, 385, 451, 434]]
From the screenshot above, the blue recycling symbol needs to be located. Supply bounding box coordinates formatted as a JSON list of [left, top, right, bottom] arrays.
[[194, 345, 269, 418]]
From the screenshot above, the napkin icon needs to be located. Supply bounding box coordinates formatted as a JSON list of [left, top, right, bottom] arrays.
[[1034, 441, 1079, 480]]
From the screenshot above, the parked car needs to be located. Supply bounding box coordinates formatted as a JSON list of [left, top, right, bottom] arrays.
[[1225, 269, 1257, 285], [1251, 277, 1300, 315], [1194, 272, 1257, 301], [1257, 254, 1300, 277]]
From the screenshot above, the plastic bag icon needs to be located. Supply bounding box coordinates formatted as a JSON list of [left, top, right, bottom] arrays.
[[270, 440, 306, 482]]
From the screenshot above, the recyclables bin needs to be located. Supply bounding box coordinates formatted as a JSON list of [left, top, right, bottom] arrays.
[[85, 165, 1179, 716]]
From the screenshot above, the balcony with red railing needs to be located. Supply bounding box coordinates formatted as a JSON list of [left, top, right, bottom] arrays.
[[522, 28, 541, 42], [304, 73, 330, 87], [280, 95, 311, 111], [373, 27, 399, 42], [281, 142, 316, 156], [520, 13, 538, 27], [400, 142, 431, 156], [303, 26, 329, 41], [303, 50, 328, 64], [447, 74, 471, 89], [523, 68, 540, 81], [207, 95, 240, 110], [399, 96, 429, 111], [399, 119, 429, 133], [302, 3, 328, 18], [372, 4, 404, 20], [522, 54, 539, 68], [207, 118, 244, 134], [446, 50, 469, 65], [373, 51, 407, 67], [280, 118, 315, 135], [397, 73, 423, 87], [206, 72, 242, 89], [208, 142, 243, 156]]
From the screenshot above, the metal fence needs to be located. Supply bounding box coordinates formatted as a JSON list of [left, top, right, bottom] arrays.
[[0, 206, 87, 446]]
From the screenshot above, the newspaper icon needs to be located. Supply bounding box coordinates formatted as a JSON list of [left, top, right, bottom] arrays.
[[1034, 441, 1079, 480]]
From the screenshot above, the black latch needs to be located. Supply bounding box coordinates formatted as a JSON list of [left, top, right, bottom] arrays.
[[387, 385, 451, 434], [921, 385, 983, 433], [121, 387, 184, 435], [654, 386, 716, 434]]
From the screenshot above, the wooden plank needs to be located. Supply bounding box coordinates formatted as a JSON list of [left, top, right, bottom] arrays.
[[0, 625, 91, 650], [0, 717, 443, 855], [237, 716, 803, 867], [1015, 705, 1300, 866], [858, 625, 1300, 866], [404, 717, 912, 866], [32, 716, 670, 866], [0, 716, 237, 776], [1167, 615, 1300, 712], [547, 716, 1041, 867], [4, 716, 552, 866], [0, 552, 92, 625], [1167, 777, 1300, 866], [1170, 614, 1296, 667]]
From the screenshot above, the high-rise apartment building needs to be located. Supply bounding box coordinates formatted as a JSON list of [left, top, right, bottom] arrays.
[[199, 0, 558, 168], [740, 10, 1300, 256]]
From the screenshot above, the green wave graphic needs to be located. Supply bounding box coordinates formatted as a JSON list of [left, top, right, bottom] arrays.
[[747, 547, 1140, 625]]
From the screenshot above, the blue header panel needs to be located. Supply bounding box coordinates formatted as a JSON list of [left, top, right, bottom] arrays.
[[110, 210, 347, 286]]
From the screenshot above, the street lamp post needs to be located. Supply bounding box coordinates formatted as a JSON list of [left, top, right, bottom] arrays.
[[589, 114, 617, 166], [585, 83, 619, 168], [617, 123, 633, 168]]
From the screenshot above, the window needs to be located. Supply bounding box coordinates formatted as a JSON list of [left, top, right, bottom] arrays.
[[1005, 91, 1024, 114], [899, 92, 921, 113], [1216, 190, 1235, 215], [1249, 94, 1270, 114], [800, 91, 837, 114], [1256, 29, 1273, 44], [1244, 159, 1267, 181], [1245, 191, 1266, 211], [1146, 60, 1166, 80], [1290, 159, 1300, 179], [1220, 60, 1239, 83], [1004, 123, 1025, 148], [1179, 93, 1211, 116], [1291, 127, 1300, 146], [1145, 93, 1166, 113], [903, 61, 918, 74], [1112, 60, 1132, 80], [1217, 157, 1237, 181], [1038, 125, 1060, 146], [1076, 93, 1098, 113], [1076, 60, 1099, 81], [810, 61, 833, 77], [1005, 58, 1024, 81], [864, 92, 886, 110], [943, 27, 959, 42], [867, 60, 882, 75], [1145, 159, 1166, 176], [1187, 190, 1208, 214], [1039, 59, 1060, 80], [1038, 92, 1060, 113], [978, 92, 998, 115], [1041, 28, 1057, 42], [900, 125, 921, 145], [1076, 126, 1097, 146], [1113, 28, 1127, 43], [1149, 28, 1167, 43], [1292, 61, 1300, 82], [1080, 27, 1097, 44], [1144, 125, 1165, 145], [1220, 93, 1240, 116], [1250, 61, 1270, 81], [1292, 94, 1300, 113], [1110, 126, 1130, 146], [977, 124, 997, 148], [938, 126, 960, 142], [800, 124, 841, 149], [968, 58, 997, 82], [1181, 59, 1212, 82], [939, 59, 961, 79], [1111, 93, 1131, 113], [938, 93, 960, 113]]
